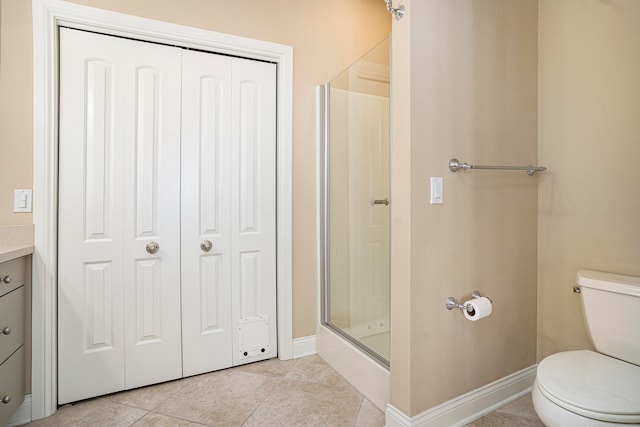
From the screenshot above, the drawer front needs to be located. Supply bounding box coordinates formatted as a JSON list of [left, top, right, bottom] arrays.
[[0, 286, 25, 364], [0, 257, 26, 298], [0, 346, 25, 427]]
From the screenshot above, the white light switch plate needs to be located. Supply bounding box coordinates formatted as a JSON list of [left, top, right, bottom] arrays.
[[13, 189, 33, 213], [430, 177, 443, 204]]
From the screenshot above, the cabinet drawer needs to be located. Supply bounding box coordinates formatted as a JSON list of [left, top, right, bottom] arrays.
[[0, 346, 25, 426], [0, 286, 25, 364], [0, 257, 26, 298]]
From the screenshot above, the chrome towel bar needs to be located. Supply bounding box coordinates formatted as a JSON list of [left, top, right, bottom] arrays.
[[449, 158, 547, 176]]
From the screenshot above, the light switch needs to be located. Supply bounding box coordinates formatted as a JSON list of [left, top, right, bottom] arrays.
[[430, 177, 443, 204], [13, 189, 33, 213]]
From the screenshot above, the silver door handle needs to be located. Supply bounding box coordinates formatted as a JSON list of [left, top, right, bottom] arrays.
[[1, 275, 11, 284], [146, 242, 159, 254], [200, 240, 213, 252], [1, 327, 10, 336], [1, 395, 10, 404], [370, 198, 390, 206]]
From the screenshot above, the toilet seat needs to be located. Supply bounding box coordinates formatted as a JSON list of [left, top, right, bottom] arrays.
[[536, 350, 640, 423]]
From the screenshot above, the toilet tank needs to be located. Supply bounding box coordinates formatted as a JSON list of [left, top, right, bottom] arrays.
[[577, 270, 640, 366]]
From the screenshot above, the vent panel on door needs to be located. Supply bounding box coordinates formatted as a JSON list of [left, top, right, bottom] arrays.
[[238, 315, 269, 360], [84, 60, 114, 241], [135, 67, 160, 238], [83, 261, 114, 352]]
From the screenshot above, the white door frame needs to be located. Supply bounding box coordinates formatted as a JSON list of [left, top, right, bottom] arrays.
[[32, 0, 293, 419]]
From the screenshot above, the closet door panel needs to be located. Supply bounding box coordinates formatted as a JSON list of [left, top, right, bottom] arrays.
[[181, 50, 234, 376], [58, 28, 126, 404], [231, 58, 278, 365], [122, 42, 183, 389]]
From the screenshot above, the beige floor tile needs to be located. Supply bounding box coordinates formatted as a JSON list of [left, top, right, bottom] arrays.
[[465, 410, 545, 427], [465, 393, 544, 427], [131, 412, 207, 426], [284, 355, 354, 389], [496, 393, 539, 418], [153, 370, 281, 426], [106, 379, 189, 411], [243, 378, 363, 427], [355, 398, 385, 427], [25, 398, 147, 427], [234, 357, 298, 378]]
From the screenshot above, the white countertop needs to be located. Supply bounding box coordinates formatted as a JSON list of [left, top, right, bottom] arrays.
[[0, 225, 34, 263]]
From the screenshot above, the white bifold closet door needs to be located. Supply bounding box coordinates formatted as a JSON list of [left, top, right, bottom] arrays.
[[58, 28, 277, 404], [58, 28, 183, 404], [180, 51, 277, 376]]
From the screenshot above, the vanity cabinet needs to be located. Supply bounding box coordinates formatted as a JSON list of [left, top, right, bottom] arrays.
[[0, 256, 26, 426]]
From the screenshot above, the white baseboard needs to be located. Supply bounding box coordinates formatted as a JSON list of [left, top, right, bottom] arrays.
[[7, 394, 32, 427], [385, 365, 537, 427], [292, 335, 317, 358]]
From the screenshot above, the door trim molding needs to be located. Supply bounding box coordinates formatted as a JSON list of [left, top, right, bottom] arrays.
[[32, 0, 293, 419]]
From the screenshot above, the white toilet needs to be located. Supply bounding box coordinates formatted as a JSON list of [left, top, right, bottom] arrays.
[[532, 270, 640, 426]]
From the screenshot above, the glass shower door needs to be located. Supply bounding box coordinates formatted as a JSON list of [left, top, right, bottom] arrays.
[[322, 37, 390, 366]]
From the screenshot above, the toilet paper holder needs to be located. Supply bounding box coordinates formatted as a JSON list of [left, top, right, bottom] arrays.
[[445, 291, 491, 314]]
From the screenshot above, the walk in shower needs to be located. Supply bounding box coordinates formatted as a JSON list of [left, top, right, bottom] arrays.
[[321, 37, 390, 367]]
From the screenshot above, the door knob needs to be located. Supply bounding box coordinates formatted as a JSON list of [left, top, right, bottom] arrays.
[[145, 242, 159, 254], [200, 240, 213, 252], [1, 395, 10, 404], [1, 275, 11, 284], [1, 327, 10, 335]]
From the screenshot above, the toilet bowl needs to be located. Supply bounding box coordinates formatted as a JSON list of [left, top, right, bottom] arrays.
[[533, 270, 640, 426], [532, 350, 640, 426]]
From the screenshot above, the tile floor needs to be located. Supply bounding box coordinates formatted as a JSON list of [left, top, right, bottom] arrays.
[[22, 355, 543, 426], [464, 393, 544, 427]]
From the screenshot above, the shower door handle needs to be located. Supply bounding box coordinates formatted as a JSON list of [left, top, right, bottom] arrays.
[[370, 198, 390, 206]]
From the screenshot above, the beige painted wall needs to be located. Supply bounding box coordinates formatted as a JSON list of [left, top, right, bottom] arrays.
[[0, 0, 391, 338], [389, 0, 412, 416], [0, 0, 33, 226], [391, 0, 538, 415], [537, 0, 640, 360]]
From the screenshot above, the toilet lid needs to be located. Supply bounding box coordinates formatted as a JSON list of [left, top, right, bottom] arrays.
[[536, 350, 640, 423]]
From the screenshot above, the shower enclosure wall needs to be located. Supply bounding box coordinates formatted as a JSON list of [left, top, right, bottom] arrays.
[[321, 37, 390, 368]]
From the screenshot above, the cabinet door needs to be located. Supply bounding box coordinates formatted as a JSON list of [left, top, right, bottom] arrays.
[[0, 286, 25, 364], [0, 346, 25, 426], [58, 28, 182, 403], [180, 51, 234, 376]]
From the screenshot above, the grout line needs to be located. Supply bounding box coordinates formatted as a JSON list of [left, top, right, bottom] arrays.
[[239, 377, 285, 426], [351, 395, 366, 427], [127, 410, 152, 427], [144, 411, 210, 426]]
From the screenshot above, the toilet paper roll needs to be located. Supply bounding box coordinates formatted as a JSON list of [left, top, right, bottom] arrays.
[[463, 296, 492, 321]]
